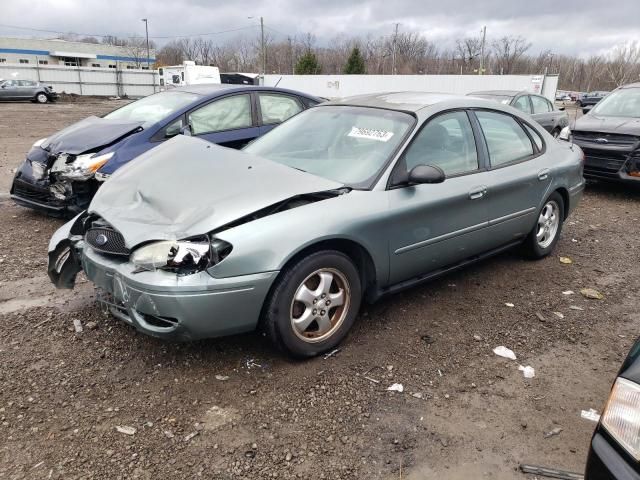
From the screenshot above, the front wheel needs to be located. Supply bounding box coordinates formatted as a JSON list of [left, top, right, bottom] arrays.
[[523, 192, 564, 259], [35, 92, 48, 104], [263, 250, 362, 358]]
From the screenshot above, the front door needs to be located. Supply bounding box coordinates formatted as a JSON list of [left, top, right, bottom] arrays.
[[387, 110, 492, 284], [187, 93, 260, 149]]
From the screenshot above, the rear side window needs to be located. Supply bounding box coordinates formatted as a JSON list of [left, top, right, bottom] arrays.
[[531, 95, 551, 113], [524, 124, 543, 151], [258, 94, 303, 124], [476, 111, 534, 167], [513, 96, 531, 114]]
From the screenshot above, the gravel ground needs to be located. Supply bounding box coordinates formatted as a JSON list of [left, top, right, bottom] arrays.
[[1, 100, 639, 479]]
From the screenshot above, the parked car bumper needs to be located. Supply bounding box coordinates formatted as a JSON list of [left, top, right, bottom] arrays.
[[585, 431, 640, 480], [46, 91, 59, 101], [78, 245, 278, 341], [10, 158, 94, 216], [576, 145, 640, 185]]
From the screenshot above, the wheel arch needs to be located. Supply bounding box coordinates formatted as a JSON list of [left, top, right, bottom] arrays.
[[554, 186, 570, 220]]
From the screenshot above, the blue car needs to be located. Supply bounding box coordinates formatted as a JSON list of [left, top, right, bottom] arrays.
[[10, 84, 322, 216]]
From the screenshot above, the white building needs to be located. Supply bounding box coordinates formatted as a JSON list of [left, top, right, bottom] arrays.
[[0, 37, 155, 69]]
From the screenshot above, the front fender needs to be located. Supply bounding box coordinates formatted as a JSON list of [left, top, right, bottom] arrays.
[[47, 212, 87, 288]]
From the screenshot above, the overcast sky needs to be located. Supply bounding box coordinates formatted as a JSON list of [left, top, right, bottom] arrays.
[[1, 0, 639, 57]]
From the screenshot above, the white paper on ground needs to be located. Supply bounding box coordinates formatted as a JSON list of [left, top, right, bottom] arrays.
[[518, 365, 536, 378], [581, 409, 601, 422], [493, 346, 517, 360], [387, 383, 404, 393]]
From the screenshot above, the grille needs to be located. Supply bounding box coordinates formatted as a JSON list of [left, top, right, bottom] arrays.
[[12, 180, 57, 204], [582, 147, 628, 177], [85, 227, 130, 256], [573, 131, 639, 148]]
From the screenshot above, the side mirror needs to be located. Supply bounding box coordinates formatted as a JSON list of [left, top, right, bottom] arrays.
[[408, 165, 445, 185], [582, 106, 592, 115], [179, 124, 192, 137]]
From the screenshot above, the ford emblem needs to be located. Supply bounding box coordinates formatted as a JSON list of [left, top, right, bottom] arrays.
[[95, 233, 108, 246], [595, 137, 608, 144]]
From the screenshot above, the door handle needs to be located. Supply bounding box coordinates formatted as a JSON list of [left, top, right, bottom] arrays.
[[469, 186, 487, 200], [537, 168, 551, 181]]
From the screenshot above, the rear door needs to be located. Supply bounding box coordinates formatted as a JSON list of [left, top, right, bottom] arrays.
[[256, 92, 304, 135], [187, 93, 260, 149], [472, 109, 551, 247], [387, 110, 494, 284], [529, 95, 555, 132]]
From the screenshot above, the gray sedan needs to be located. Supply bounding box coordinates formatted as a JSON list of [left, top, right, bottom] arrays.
[[0, 79, 58, 103], [469, 90, 569, 137], [48, 92, 585, 358]]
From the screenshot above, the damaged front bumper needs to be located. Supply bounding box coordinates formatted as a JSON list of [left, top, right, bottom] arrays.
[[48, 216, 278, 341], [10, 151, 99, 216]]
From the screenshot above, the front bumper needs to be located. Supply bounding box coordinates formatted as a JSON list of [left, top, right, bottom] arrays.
[[585, 431, 640, 480], [54, 234, 278, 340], [577, 145, 640, 185]]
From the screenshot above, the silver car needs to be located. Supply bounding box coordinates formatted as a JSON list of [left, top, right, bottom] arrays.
[[48, 92, 585, 358], [0, 79, 58, 103]]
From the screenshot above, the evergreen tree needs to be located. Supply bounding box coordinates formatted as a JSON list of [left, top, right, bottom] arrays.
[[295, 51, 321, 74], [343, 47, 365, 74]]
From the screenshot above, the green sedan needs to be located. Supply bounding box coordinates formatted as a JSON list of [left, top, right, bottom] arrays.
[[48, 92, 585, 358]]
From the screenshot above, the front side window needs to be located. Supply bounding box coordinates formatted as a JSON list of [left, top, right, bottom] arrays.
[[403, 111, 478, 176], [244, 105, 414, 188], [104, 90, 200, 124], [513, 96, 531, 114], [188, 94, 252, 135], [531, 95, 551, 113], [590, 88, 640, 118], [259, 94, 303, 124], [476, 111, 534, 167]]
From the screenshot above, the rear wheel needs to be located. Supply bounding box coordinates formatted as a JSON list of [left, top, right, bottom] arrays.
[[35, 92, 48, 104], [523, 192, 564, 259], [263, 250, 362, 358]]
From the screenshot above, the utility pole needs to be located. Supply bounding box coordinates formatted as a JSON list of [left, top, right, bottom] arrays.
[[391, 23, 400, 75], [288, 36, 293, 74], [141, 18, 150, 68], [479, 25, 486, 75]]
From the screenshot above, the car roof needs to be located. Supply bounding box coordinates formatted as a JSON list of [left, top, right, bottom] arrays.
[[469, 90, 523, 97], [322, 92, 473, 113], [171, 83, 320, 101], [620, 83, 640, 89]]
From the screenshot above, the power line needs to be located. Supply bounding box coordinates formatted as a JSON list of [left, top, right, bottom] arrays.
[[0, 23, 258, 40]]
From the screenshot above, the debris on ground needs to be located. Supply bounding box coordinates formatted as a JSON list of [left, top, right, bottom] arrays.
[[73, 319, 83, 333], [518, 365, 536, 378], [536, 312, 546, 322], [553, 312, 565, 319], [562, 290, 575, 295], [580, 288, 604, 300], [520, 464, 584, 480], [473, 334, 482, 341], [245, 358, 263, 369], [184, 431, 199, 442], [505, 302, 515, 307], [559, 257, 573, 264], [581, 409, 601, 423], [387, 383, 404, 393], [115, 425, 136, 436], [544, 426, 563, 439], [323, 348, 340, 359], [569, 306, 584, 311], [493, 346, 517, 360], [421, 334, 435, 344], [215, 375, 229, 381]]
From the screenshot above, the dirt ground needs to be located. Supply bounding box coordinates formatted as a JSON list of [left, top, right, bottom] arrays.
[[1, 100, 639, 480]]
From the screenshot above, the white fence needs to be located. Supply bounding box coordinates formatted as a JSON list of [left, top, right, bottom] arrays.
[[263, 74, 559, 102], [0, 63, 158, 97]]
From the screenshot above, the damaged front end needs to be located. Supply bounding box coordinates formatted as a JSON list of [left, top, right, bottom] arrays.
[[47, 211, 91, 288]]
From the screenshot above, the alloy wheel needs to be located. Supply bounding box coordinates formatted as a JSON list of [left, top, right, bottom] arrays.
[[290, 268, 350, 343], [536, 200, 560, 249]]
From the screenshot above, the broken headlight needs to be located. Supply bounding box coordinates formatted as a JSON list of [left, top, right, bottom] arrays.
[[130, 239, 232, 275], [56, 152, 114, 181]]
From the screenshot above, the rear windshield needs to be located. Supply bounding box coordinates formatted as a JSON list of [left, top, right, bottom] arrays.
[[104, 91, 200, 124]]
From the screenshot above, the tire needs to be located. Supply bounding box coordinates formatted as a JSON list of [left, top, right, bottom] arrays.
[[35, 92, 48, 104], [263, 250, 362, 358], [523, 192, 564, 259]]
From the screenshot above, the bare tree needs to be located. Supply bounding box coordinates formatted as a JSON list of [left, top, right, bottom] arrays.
[[123, 38, 150, 68], [492, 35, 532, 74], [607, 42, 640, 87]]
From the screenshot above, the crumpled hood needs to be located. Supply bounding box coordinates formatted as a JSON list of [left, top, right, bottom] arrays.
[[89, 135, 343, 248], [43, 116, 144, 155], [574, 114, 640, 136]]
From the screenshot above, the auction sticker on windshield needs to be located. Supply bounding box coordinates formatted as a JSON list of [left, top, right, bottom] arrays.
[[348, 126, 394, 142]]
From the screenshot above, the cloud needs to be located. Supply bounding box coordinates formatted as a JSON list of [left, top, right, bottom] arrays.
[[0, 0, 638, 56]]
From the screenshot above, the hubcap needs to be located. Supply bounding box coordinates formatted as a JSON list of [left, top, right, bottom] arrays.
[[536, 200, 560, 249], [290, 268, 350, 343]]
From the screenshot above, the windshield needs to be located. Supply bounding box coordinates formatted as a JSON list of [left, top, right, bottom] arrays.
[[590, 88, 640, 118], [244, 106, 414, 188], [104, 91, 200, 123]]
